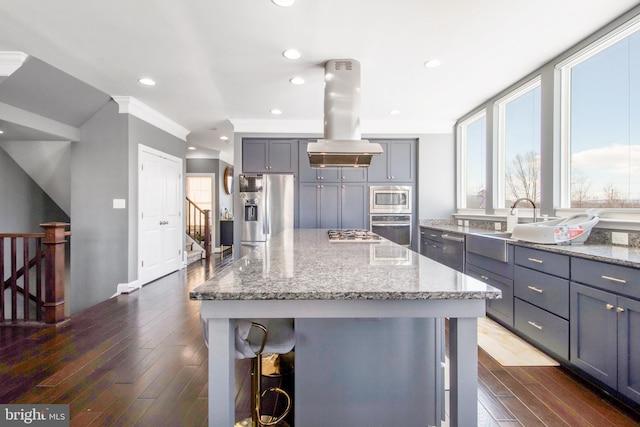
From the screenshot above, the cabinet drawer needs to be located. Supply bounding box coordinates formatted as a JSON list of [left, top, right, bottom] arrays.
[[514, 246, 569, 278], [420, 227, 442, 243], [571, 258, 640, 300], [466, 245, 514, 279], [515, 298, 568, 360], [466, 264, 513, 327], [514, 266, 569, 319]]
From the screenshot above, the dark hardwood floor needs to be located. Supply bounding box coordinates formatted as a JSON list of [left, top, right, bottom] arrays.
[[1, 252, 639, 426]]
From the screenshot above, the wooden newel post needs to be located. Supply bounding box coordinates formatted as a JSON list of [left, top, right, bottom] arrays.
[[204, 210, 211, 260], [40, 222, 70, 324]]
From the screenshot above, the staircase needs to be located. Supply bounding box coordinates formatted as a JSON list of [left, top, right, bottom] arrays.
[[186, 197, 211, 262]]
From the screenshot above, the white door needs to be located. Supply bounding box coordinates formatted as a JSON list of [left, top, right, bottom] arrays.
[[139, 145, 183, 285]]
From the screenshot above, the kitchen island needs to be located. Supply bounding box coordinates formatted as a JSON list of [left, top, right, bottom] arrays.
[[190, 229, 500, 427]]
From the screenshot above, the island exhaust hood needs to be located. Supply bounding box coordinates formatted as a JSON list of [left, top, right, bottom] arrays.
[[307, 59, 383, 168]]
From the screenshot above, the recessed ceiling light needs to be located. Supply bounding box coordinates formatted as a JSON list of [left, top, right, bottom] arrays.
[[271, 0, 295, 6], [270, 109, 283, 115], [0, 129, 4, 134], [289, 77, 305, 85], [220, 136, 229, 141], [188, 146, 196, 150], [282, 49, 301, 60], [390, 110, 401, 115], [423, 59, 443, 68], [138, 77, 156, 86]]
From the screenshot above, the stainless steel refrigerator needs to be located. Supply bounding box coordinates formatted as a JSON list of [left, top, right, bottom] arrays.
[[239, 174, 294, 243]]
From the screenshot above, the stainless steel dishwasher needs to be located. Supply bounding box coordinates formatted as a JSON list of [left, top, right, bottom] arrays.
[[440, 232, 465, 273]]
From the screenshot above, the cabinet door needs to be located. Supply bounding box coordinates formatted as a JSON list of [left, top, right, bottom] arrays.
[[570, 282, 618, 389], [318, 184, 340, 229], [340, 167, 367, 182], [388, 140, 414, 182], [268, 140, 297, 173], [299, 184, 319, 228], [242, 140, 268, 172], [618, 296, 640, 404], [367, 141, 390, 181], [298, 141, 317, 181], [341, 184, 366, 229]]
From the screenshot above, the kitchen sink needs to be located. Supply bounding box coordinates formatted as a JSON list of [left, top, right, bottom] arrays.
[[466, 231, 513, 262]]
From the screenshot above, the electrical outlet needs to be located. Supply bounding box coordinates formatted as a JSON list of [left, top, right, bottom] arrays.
[[494, 222, 502, 231], [457, 219, 463, 226], [612, 232, 629, 246], [464, 220, 470, 227]]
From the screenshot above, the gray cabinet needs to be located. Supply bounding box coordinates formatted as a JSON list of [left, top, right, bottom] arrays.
[[420, 227, 442, 263], [243, 139, 297, 173], [465, 245, 514, 327], [513, 247, 570, 359], [300, 183, 366, 229], [570, 259, 640, 404], [367, 140, 415, 183]]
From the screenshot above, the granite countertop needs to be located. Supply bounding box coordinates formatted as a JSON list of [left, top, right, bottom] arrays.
[[190, 229, 501, 301], [419, 220, 640, 268]]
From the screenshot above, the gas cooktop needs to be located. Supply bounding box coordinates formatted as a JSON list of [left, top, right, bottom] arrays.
[[327, 229, 382, 242]]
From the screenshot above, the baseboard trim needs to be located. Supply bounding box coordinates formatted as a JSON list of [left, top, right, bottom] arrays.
[[111, 280, 141, 298]]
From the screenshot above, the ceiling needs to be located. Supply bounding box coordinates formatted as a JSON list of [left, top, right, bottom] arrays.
[[0, 0, 638, 158]]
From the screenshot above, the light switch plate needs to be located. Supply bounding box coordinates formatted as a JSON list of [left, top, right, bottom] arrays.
[[612, 232, 628, 245], [113, 199, 126, 209]]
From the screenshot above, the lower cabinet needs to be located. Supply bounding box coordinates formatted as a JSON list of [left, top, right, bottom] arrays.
[[570, 282, 640, 403], [466, 264, 514, 326]]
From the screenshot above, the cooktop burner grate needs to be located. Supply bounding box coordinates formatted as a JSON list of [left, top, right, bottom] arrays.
[[327, 229, 382, 242]]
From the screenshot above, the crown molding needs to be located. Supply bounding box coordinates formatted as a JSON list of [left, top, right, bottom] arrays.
[[111, 96, 190, 141], [0, 51, 28, 76]]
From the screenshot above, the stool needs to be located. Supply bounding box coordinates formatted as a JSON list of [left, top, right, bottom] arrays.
[[236, 319, 295, 427], [201, 317, 295, 427]]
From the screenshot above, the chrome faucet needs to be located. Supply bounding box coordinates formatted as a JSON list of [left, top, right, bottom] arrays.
[[510, 198, 537, 223]]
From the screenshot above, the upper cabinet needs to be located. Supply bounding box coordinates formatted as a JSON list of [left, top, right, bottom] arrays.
[[367, 140, 415, 183], [243, 139, 298, 173]]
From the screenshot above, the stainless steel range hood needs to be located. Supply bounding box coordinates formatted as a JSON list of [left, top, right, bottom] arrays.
[[307, 59, 383, 168]]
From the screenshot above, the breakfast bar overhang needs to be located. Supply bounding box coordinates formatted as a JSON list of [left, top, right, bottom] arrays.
[[190, 229, 501, 427]]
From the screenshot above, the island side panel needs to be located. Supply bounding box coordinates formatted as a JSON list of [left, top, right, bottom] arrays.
[[207, 318, 235, 427], [294, 318, 444, 427], [449, 317, 478, 427]]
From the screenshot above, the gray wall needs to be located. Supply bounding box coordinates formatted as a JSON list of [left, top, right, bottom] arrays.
[[71, 101, 187, 314], [71, 101, 129, 313], [0, 145, 69, 234]]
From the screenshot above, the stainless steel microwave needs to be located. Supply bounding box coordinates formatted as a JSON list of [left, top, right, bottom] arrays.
[[369, 186, 412, 214]]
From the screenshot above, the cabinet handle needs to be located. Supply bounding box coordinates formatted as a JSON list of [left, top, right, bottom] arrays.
[[527, 321, 543, 330], [602, 275, 627, 284], [317, 185, 321, 188], [527, 286, 543, 294], [342, 185, 345, 189], [527, 258, 544, 264], [616, 307, 625, 313], [342, 176, 346, 179], [606, 304, 614, 310], [391, 176, 395, 179], [480, 275, 489, 281], [430, 234, 437, 238]]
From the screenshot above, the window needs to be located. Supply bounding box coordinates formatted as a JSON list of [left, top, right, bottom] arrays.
[[457, 112, 486, 209], [560, 18, 640, 208], [496, 78, 541, 209]]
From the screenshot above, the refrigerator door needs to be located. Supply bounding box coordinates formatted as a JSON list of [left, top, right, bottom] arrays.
[[241, 174, 294, 243]]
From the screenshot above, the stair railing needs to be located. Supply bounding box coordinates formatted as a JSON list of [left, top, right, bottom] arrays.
[[185, 197, 211, 259], [1, 222, 70, 324]]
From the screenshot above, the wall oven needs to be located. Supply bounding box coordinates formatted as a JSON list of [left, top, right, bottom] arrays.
[[370, 214, 412, 247], [369, 186, 411, 214]]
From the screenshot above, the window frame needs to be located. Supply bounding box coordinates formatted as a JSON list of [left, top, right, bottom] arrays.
[[557, 15, 640, 208], [456, 109, 487, 211], [494, 76, 542, 210]]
